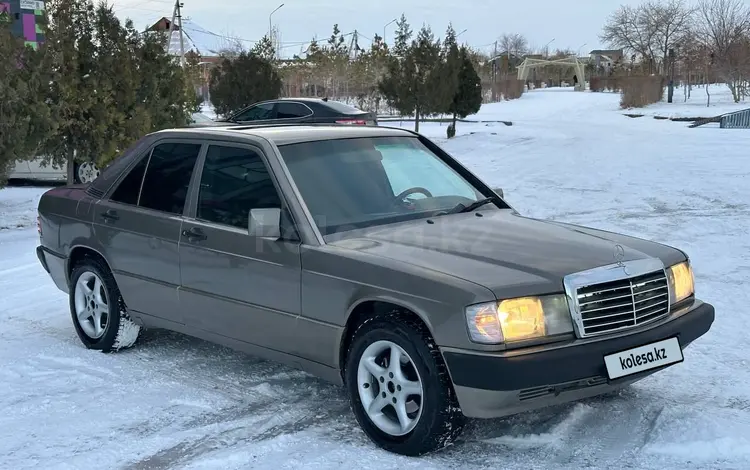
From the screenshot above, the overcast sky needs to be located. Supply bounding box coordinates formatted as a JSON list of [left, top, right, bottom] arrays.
[[112, 0, 650, 57]]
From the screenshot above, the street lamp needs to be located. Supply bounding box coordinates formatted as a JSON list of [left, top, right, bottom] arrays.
[[577, 43, 587, 57], [269, 3, 284, 40], [383, 18, 396, 45], [457, 29, 468, 39], [543, 38, 555, 58]]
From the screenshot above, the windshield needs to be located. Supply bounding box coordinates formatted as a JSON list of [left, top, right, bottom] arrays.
[[278, 136, 491, 235]]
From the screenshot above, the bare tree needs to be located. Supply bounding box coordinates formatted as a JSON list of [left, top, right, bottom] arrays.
[[216, 30, 246, 58], [601, 1, 693, 74], [600, 5, 658, 64], [499, 33, 528, 58], [696, 0, 750, 101], [649, 0, 696, 66]]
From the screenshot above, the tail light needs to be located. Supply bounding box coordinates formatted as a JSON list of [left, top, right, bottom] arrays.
[[335, 119, 368, 125]]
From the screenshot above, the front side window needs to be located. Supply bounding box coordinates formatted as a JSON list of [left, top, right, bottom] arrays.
[[138, 142, 202, 215], [196, 145, 281, 229], [278, 136, 486, 235], [233, 102, 275, 121]]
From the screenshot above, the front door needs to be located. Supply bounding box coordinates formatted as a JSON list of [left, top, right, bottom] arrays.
[[93, 141, 203, 326], [178, 143, 302, 350], [230, 102, 277, 124]]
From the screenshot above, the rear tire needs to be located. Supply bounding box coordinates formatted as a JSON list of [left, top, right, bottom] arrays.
[[344, 312, 465, 456], [69, 256, 141, 352]]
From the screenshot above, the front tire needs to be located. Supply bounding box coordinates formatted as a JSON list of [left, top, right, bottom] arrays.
[[344, 313, 465, 456], [69, 256, 141, 352]]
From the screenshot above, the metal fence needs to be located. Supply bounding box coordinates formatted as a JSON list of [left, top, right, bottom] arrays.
[[720, 108, 750, 129]]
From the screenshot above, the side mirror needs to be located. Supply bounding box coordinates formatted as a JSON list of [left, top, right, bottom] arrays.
[[248, 208, 281, 239], [492, 187, 504, 198]]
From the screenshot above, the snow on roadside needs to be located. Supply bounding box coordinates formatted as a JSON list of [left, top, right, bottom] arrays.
[[0, 186, 48, 231], [633, 84, 748, 118]]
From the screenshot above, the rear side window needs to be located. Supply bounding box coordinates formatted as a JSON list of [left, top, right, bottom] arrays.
[[322, 100, 364, 114], [196, 145, 281, 229], [275, 102, 311, 119], [110, 156, 149, 206], [138, 143, 202, 215], [89, 137, 151, 195]]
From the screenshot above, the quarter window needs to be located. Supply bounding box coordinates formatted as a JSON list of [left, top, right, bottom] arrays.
[[110, 155, 149, 206], [196, 145, 282, 229], [138, 143, 202, 215]]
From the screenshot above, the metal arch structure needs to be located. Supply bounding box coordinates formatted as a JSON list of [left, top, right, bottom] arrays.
[[517, 56, 587, 91]]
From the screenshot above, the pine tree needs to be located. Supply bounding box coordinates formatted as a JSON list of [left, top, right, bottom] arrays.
[[392, 14, 412, 58], [437, 23, 461, 119], [0, 23, 54, 186], [42, 0, 103, 183], [378, 49, 417, 127], [447, 46, 483, 137], [43, 0, 197, 180], [252, 35, 276, 61], [410, 25, 442, 131], [133, 27, 194, 141], [209, 51, 282, 117], [379, 24, 441, 132], [326, 24, 349, 97]]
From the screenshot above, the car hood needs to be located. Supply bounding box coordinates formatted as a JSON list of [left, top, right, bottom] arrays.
[[327, 209, 685, 298]]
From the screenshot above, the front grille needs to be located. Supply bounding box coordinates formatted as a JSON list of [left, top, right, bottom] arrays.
[[576, 269, 670, 336]]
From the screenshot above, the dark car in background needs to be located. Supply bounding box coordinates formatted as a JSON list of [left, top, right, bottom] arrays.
[[213, 97, 377, 126]]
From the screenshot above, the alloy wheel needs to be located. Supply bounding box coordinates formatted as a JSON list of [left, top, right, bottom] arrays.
[[356, 340, 424, 436], [73, 271, 110, 339]]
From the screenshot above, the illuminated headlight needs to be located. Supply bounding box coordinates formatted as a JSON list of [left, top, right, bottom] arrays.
[[667, 260, 694, 304], [465, 294, 573, 344]]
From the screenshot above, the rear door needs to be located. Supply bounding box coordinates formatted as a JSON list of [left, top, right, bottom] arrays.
[[93, 140, 203, 326], [178, 142, 302, 349]]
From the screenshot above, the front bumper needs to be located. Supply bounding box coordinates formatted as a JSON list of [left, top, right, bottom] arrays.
[[442, 300, 715, 418]]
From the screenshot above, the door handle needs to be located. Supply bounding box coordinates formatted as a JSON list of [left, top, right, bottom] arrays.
[[101, 210, 119, 222], [182, 228, 207, 242]]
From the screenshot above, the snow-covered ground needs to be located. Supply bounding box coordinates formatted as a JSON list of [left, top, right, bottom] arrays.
[[2, 88, 749, 469], [624, 83, 748, 118]]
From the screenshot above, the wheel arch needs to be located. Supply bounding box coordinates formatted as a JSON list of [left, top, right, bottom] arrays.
[[67, 245, 113, 284], [338, 297, 436, 382]]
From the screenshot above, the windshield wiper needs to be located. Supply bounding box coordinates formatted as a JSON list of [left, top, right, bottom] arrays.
[[439, 197, 498, 216]]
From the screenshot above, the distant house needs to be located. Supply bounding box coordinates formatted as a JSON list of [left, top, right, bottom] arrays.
[[2, 0, 46, 49], [147, 17, 232, 101], [589, 49, 624, 73], [147, 16, 229, 63], [488, 51, 525, 71]]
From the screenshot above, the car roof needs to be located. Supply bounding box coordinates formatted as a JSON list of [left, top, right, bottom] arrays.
[[264, 97, 340, 103], [154, 125, 416, 146]]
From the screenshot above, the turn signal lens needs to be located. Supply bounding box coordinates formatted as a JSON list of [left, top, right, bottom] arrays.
[[498, 297, 546, 341], [465, 303, 503, 344], [668, 261, 694, 304]]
